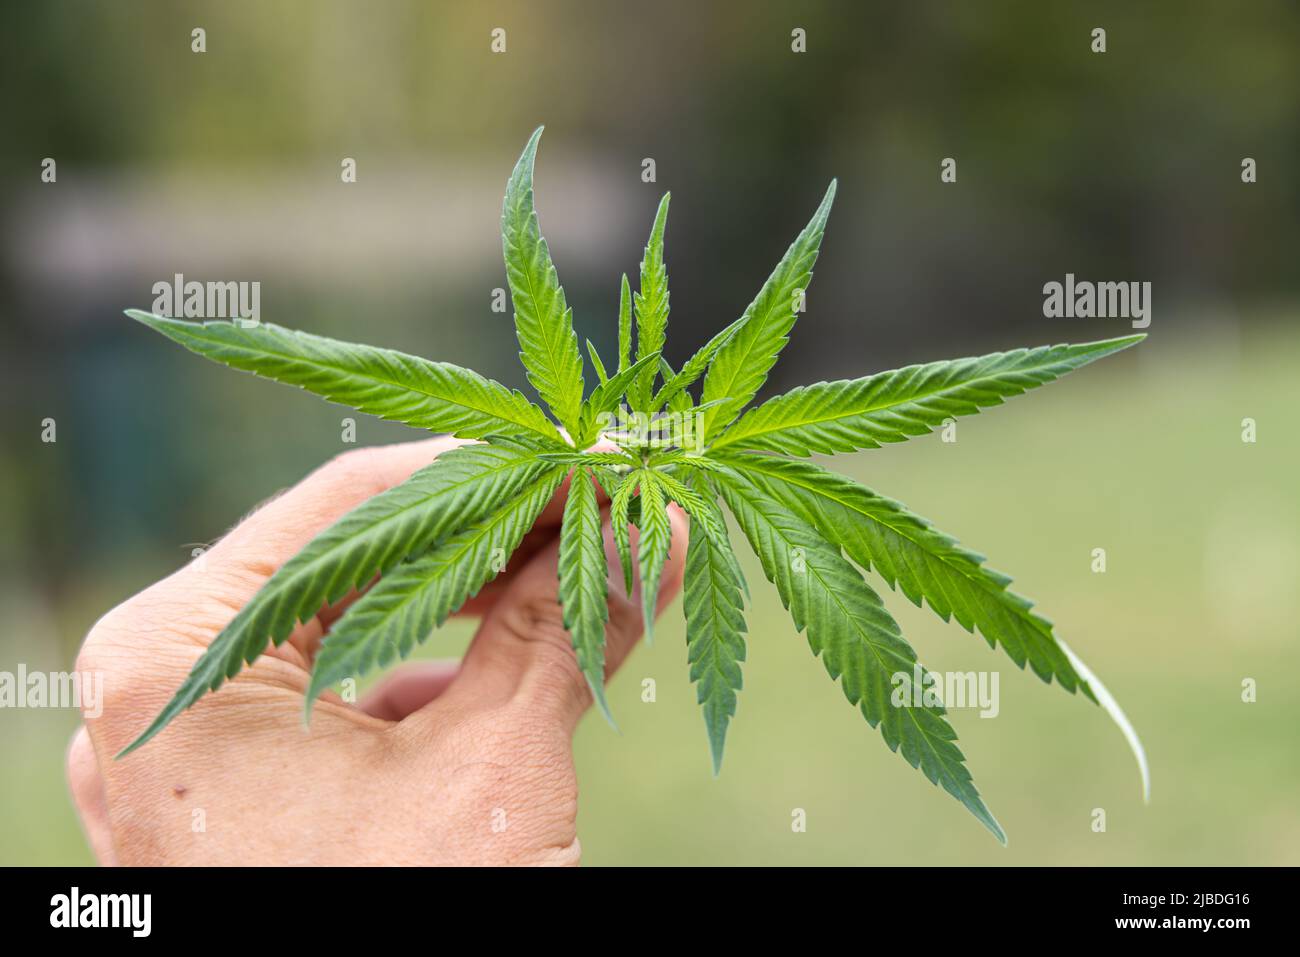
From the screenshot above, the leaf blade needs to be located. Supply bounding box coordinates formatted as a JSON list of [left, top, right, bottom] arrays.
[[306, 466, 566, 704], [699, 180, 836, 440], [609, 474, 637, 596], [681, 481, 748, 773], [634, 470, 672, 643], [650, 314, 747, 413], [714, 335, 1145, 455], [586, 339, 609, 384], [713, 465, 1004, 842], [501, 127, 585, 435], [632, 193, 671, 409], [617, 273, 632, 375], [126, 311, 562, 443], [558, 469, 616, 725], [119, 439, 553, 755], [720, 454, 1089, 693]]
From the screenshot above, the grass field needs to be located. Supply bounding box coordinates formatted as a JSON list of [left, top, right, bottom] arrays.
[[3, 321, 1296, 865]]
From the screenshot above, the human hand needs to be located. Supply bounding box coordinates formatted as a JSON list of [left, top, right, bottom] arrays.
[[67, 437, 687, 865]]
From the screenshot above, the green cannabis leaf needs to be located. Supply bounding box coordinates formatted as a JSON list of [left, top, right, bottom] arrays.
[[713, 454, 1087, 692], [502, 126, 586, 439], [699, 180, 836, 441], [711, 338, 1145, 456], [632, 193, 671, 410], [715, 465, 1004, 840], [681, 480, 748, 774], [558, 468, 615, 724], [121, 126, 1150, 841], [633, 469, 673, 643], [126, 313, 562, 444], [306, 466, 566, 706]]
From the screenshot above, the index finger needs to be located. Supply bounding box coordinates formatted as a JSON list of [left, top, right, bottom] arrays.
[[205, 436, 469, 606]]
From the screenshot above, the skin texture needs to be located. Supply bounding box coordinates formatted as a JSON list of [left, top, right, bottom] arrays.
[[67, 437, 687, 866]]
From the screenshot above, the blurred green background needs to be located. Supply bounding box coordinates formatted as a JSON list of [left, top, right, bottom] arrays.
[[1, 1, 1297, 865]]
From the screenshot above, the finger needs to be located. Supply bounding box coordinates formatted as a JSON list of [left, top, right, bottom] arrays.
[[428, 502, 689, 731], [71, 436, 467, 722], [204, 436, 468, 606], [238, 444, 605, 643], [358, 660, 461, 721], [81, 437, 465, 671], [65, 726, 118, 866]]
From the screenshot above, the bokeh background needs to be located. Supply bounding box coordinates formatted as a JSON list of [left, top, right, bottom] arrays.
[[1, 0, 1297, 865]]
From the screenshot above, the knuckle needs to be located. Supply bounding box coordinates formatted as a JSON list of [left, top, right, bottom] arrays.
[[498, 595, 591, 709], [605, 589, 643, 648], [319, 447, 387, 494], [75, 592, 196, 721], [504, 595, 581, 666], [319, 437, 464, 493], [76, 603, 133, 682], [64, 727, 92, 795]]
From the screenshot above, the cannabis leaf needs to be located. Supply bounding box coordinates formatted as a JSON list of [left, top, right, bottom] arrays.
[[632, 194, 671, 410], [699, 180, 836, 440], [681, 481, 748, 774], [634, 469, 673, 642], [651, 315, 746, 414], [713, 453, 1088, 693], [502, 126, 586, 438], [586, 339, 609, 384], [712, 336, 1145, 456], [306, 466, 566, 707], [617, 273, 633, 374], [125, 312, 563, 444], [119, 439, 555, 755], [122, 128, 1149, 842], [715, 465, 1004, 841], [558, 468, 615, 723], [608, 471, 638, 597]]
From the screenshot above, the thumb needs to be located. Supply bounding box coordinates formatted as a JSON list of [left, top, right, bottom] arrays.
[[441, 505, 689, 731]]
